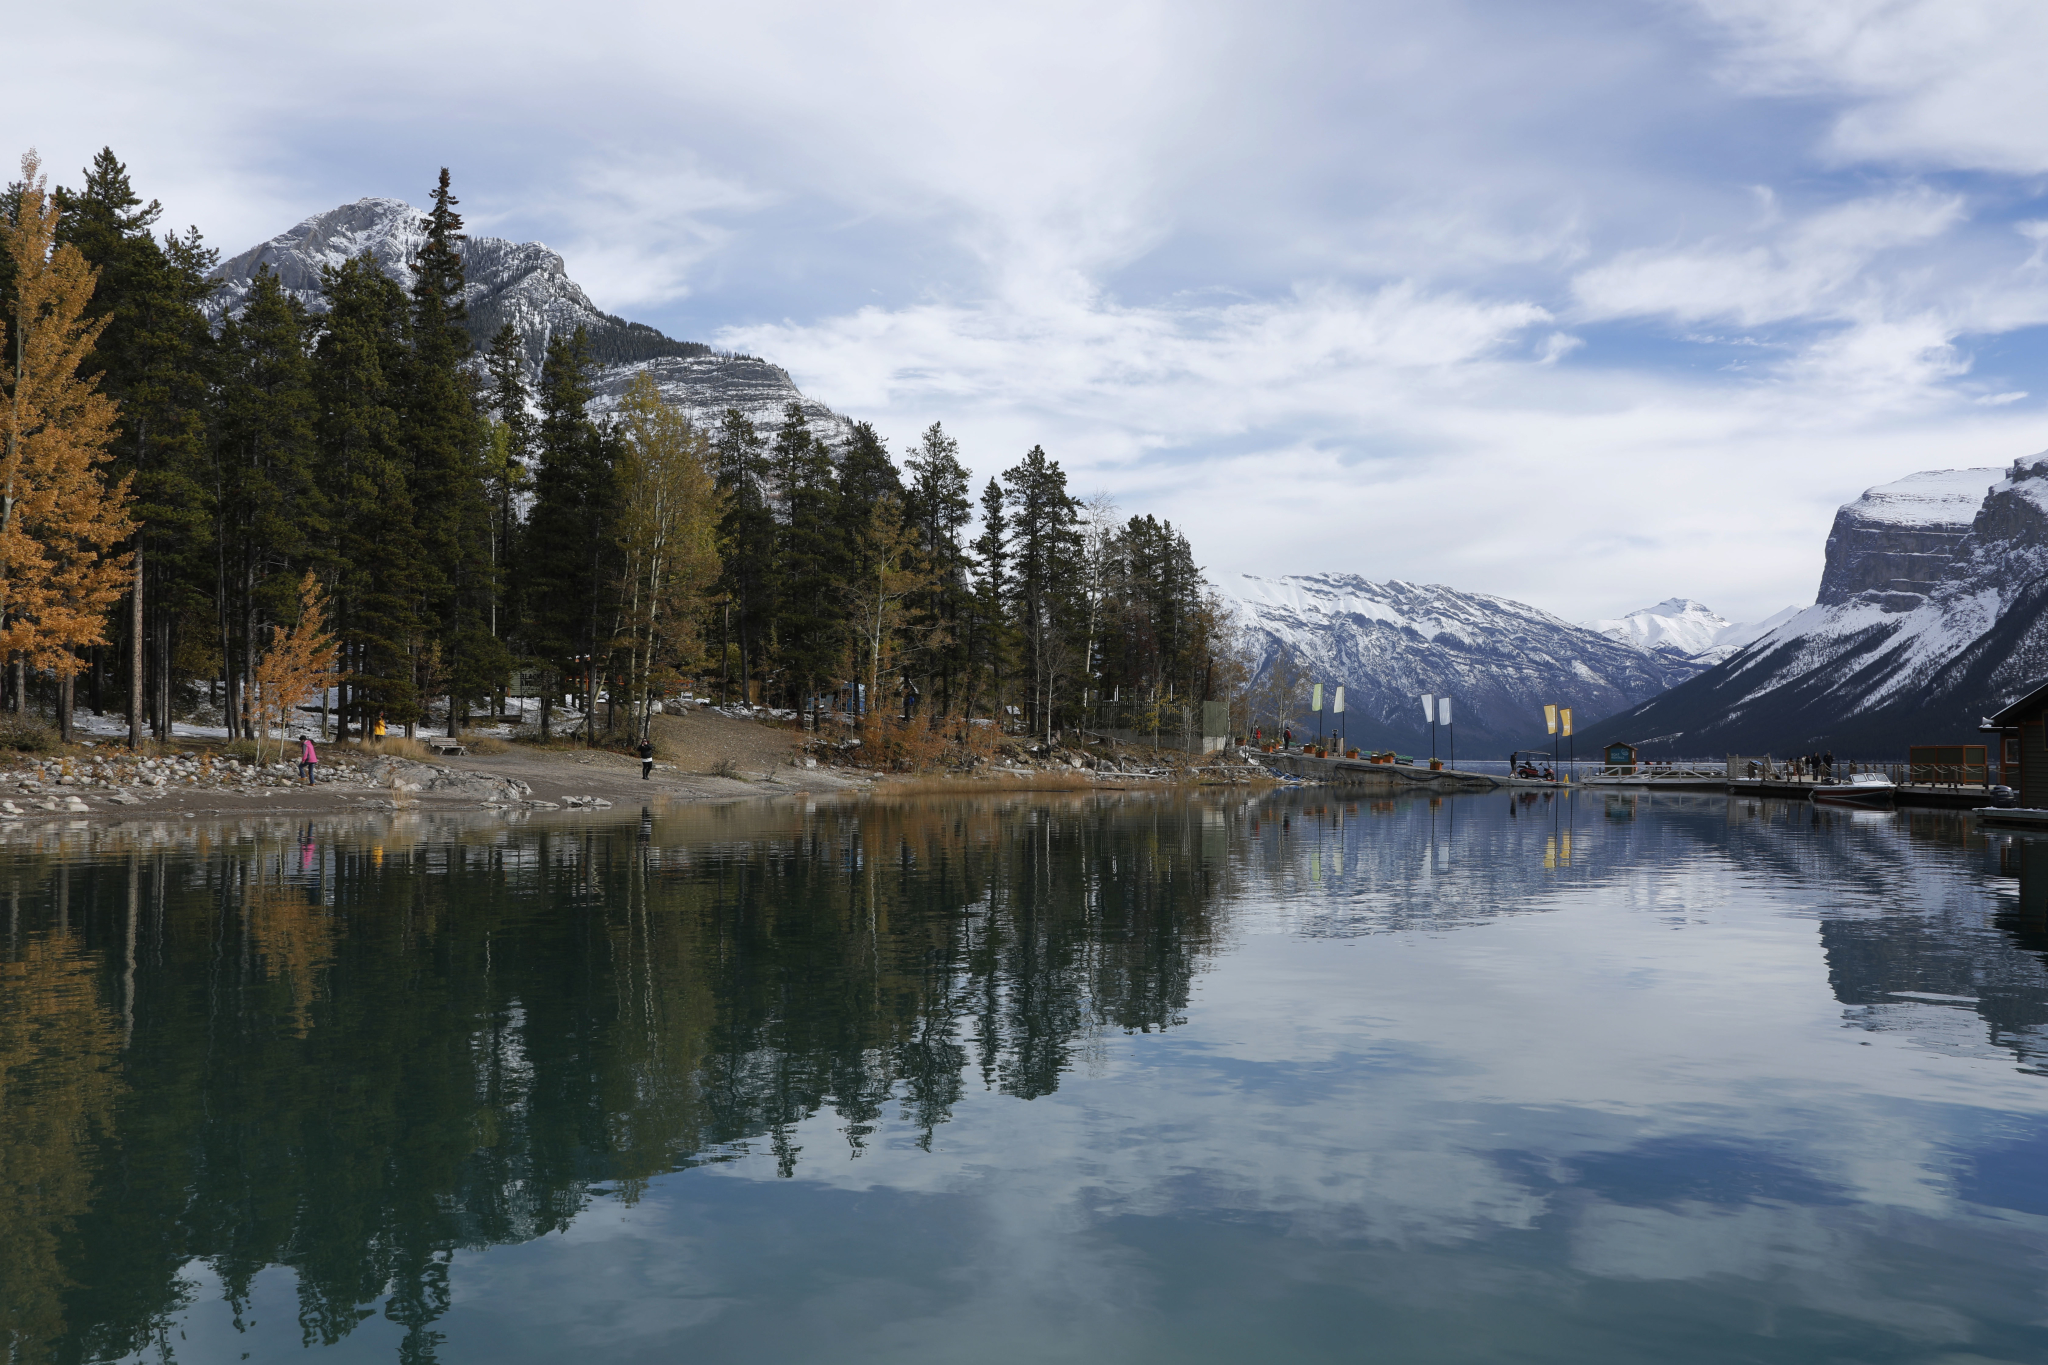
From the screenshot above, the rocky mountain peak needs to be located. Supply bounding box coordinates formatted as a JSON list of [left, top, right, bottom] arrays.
[[1817, 466, 1998, 609], [1235, 572, 1705, 749], [206, 197, 853, 443]]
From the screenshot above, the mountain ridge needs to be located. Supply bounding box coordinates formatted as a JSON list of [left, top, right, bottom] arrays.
[[1583, 462, 2043, 755], [206, 196, 853, 441], [1234, 572, 1706, 752]]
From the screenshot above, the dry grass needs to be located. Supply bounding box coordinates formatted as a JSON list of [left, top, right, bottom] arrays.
[[338, 736, 435, 761]]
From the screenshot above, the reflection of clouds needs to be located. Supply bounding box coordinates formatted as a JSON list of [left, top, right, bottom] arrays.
[[1569, 1200, 1983, 1342]]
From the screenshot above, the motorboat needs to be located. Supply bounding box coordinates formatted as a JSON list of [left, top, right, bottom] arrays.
[[1811, 773, 1896, 809]]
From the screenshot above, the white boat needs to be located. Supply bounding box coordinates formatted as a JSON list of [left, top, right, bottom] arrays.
[[1811, 773, 1896, 809]]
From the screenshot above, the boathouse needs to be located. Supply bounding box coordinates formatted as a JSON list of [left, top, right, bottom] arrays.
[[1602, 742, 1638, 773], [1983, 682, 2048, 803]]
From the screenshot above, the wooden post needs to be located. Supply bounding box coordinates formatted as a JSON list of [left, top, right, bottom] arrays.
[[129, 547, 143, 750]]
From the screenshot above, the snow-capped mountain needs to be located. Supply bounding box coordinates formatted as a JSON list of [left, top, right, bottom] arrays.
[[1233, 573, 1706, 752], [1584, 462, 2043, 756], [1586, 598, 1802, 665], [207, 197, 852, 441]]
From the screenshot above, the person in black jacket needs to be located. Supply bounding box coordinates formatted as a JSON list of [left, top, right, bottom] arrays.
[[639, 738, 654, 779]]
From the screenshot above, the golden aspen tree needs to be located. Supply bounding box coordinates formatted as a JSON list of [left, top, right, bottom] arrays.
[[248, 571, 338, 762], [612, 374, 720, 739], [0, 151, 136, 731]]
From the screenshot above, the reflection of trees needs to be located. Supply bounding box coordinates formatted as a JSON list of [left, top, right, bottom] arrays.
[[0, 793, 1240, 1361], [0, 930, 122, 1364]]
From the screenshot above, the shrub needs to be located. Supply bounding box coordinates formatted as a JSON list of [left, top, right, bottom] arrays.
[[0, 716, 58, 753]]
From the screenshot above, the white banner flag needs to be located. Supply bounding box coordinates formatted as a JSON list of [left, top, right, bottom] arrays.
[[1438, 696, 1452, 726], [1421, 693, 1435, 724], [1333, 686, 1345, 714], [1312, 683, 1323, 712]]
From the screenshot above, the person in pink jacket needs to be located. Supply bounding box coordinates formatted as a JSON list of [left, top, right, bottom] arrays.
[[298, 733, 319, 785]]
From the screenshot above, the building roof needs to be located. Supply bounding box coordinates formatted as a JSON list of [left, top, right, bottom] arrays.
[[1986, 677, 2048, 727]]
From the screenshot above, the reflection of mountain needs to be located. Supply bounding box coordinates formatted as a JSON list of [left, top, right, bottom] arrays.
[[1820, 833, 2048, 1073], [0, 796, 1240, 1361]]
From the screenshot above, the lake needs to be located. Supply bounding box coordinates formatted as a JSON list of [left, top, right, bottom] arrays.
[[4, 789, 2047, 1364]]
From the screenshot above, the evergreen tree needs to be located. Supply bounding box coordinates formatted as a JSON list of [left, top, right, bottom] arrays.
[[769, 403, 840, 709], [214, 267, 323, 737], [314, 253, 425, 735], [1002, 445, 1081, 738], [711, 408, 772, 704], [964, 476, 1011, 722], [902, 422, 971, 712], [482, 322, 532, 683], [404, 170, 502, 733], [522, 327, 617, 738], [55, 148, 216, 736]]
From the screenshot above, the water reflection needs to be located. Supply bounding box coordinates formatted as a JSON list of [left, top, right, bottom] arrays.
[[0, 795, 1243, 1362], [2, 791, 2047, 1363]]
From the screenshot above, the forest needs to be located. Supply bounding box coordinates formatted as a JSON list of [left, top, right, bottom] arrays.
[[0, 148, 1243, 754]]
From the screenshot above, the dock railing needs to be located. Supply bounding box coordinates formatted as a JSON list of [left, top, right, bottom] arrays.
[[1726, 755, 1992, 788], [1593, 761, 1729, 780]]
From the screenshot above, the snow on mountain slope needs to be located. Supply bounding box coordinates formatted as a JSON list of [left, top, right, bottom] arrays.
[[1585, 462, 2044, 755], [207, 197, 852, 443], [1234, 573, 1704, 751], [1586, 597, 1804, 665], [1587, 598, 1733, 656]]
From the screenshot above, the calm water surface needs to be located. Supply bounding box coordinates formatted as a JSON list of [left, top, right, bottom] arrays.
[[5, 790, 2048, 1363]]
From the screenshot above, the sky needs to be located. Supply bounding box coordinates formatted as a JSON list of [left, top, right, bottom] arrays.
[[15, 0, 2048, 624]]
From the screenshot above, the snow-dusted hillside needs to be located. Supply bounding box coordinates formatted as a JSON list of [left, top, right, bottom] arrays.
[[1586, 597, 1802, 665], [1585, 462, 2042, 755], [207, 197, 852, 442], [1233, 574, 1704, 752]]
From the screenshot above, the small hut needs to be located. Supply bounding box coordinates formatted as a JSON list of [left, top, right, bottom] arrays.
[[1602, 742, 1638, 774], [1984, 680, 2048, 803]]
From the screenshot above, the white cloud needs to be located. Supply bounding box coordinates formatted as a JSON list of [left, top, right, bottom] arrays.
[[1571, 187, 1965, 327], [1690, 0, 2048, 172]]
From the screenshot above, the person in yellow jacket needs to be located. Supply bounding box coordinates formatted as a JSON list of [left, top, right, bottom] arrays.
[[373, 714, 387, 744]]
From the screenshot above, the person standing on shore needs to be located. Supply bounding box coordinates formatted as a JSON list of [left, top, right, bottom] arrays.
[[639, 737, 654, 780], [373, 714, 387, 744], [298, 734, 319, 785]]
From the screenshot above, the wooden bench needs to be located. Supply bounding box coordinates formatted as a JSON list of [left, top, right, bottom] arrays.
[[426, 738, 467, 757]]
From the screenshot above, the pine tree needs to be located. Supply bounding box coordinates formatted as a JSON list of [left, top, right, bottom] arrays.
[[482, 322, 531, 661], [711, 408, 772, 703], [522, 327, 617, 738], [214, 266, 322, 737], [55, 147, 216, 737], [0, 152, 138, 738], [903, 422, 971, 712], [404, 170, 502, 734], [768, 403, 841, 710], [314, 252, 425, 735], [1002, 445, 1081, 739], [964, 476, 1011, 723]]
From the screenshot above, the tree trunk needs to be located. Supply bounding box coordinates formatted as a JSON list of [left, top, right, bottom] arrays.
[[128, 548, 142, 749], [57, 670, 72, 744]]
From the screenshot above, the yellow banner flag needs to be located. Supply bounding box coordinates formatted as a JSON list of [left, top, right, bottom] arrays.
[[1544, 704, 1558, 735], [1561, 707, 1573, 737]]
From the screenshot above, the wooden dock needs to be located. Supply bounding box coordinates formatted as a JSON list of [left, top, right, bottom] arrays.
[[1248, 752, 1997, 808]]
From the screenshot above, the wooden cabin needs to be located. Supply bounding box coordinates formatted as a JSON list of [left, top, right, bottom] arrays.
[[1984, 681, 2048, 803], [1602, 742, 1638, 774]]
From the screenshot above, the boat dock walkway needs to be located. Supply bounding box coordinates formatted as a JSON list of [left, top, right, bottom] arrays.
[[1249, 751, 1994, 808]]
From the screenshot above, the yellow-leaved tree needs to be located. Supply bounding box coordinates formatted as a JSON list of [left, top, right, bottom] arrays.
[[0, 150, 136, 740], [612, 374, 721, 740], [248, 571, 338, 764]]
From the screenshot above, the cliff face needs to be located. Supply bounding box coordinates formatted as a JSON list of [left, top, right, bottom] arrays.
[[1586, 460, 2048, 755], [1234, 573, 1703, 752], [207, 197, 852, 443], [1816, 467, 1994, 607]]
